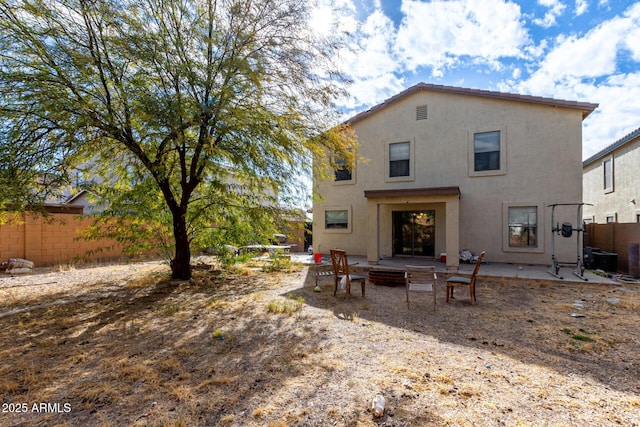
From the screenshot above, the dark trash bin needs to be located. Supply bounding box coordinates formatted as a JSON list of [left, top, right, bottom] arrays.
[[593, 252, 617, 273], [583, 247, 599, 269]]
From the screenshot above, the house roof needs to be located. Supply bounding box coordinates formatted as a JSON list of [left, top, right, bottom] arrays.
[[65, 189, 89, 204], [347, 82, 599, 125], [582, 126, 640, 167]]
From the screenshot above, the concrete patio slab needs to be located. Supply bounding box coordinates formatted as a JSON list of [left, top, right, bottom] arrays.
[[294, 253, 618, 285]]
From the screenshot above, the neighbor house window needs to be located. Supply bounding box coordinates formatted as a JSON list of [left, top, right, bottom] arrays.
[[325, 210, 348, 229], [334, 157, 352, 182], [474, 131, 500, 172], [508, 206, 537, 248], [606, 215, 616, 223], [389, 142, 410, 177], [603, 157, 613, 192]]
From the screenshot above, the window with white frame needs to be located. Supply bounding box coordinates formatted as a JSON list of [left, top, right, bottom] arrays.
[[508, 206, 538, 248]]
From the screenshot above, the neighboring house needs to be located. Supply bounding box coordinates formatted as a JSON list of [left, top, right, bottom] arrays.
[[582, 127, 640, 224], [313, 83, 598, 271]]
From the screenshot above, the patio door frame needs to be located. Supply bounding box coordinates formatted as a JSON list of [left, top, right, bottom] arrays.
[[392, 209, 436, 257]]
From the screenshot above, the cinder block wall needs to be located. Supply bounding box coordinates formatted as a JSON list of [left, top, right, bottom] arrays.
[[1, 212, 124, 266]]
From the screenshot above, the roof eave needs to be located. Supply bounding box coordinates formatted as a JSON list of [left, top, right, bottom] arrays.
[[346, 82, 598, 125]]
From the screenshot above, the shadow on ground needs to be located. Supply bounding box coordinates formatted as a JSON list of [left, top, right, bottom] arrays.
[[287, 267, 640, 396]]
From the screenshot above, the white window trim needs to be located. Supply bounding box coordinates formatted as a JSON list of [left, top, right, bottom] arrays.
[[323, 206, 352, 234], [469, 126, 507, 177], [385, 139, 415, 183], [502, 201, 544, 254], [603, 156, 614, 194]]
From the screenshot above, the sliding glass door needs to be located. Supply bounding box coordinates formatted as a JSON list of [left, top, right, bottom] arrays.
[[392, 210, 435, 257]]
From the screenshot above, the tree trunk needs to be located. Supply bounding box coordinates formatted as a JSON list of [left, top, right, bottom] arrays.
[[170, 208, 192, 280]]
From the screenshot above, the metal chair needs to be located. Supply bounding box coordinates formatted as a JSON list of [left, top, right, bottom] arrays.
[[405, 265, 437, 310], [446, 251, 485, 305]]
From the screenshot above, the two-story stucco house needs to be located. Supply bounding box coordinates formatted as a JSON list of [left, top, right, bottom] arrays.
[[313, 83, 598, 271], [583, 127, 640, 224]]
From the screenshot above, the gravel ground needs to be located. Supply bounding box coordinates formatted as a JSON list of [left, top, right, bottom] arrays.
[[0, 260, 639, 426]]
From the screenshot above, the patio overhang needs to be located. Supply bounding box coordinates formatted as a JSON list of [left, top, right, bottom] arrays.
[[364, 186, 461, 199], [363, 186, 461, 272]]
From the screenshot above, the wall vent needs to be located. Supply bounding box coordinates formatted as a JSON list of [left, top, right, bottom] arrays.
[[416, 105, 428, 120]]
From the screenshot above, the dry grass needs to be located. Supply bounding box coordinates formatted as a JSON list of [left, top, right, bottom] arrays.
[[0, 261, 639, 426]]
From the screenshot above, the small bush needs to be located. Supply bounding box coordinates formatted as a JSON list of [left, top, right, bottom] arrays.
[[261, 251, 293, 272], [266, 294, 304, 315]]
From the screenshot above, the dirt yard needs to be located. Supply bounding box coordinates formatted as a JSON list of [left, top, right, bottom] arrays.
[[0, 259, 639, 427]]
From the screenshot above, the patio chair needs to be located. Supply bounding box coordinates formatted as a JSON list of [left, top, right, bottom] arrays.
[[446, 251, 485, 305], [330, 249, 366, 298], [405, 265, 437, 310]]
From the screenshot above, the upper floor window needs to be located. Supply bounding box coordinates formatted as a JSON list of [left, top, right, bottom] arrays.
[[474, 131, 500, 172], [389, 142, 410, 177], [334, 157, 352, 182], [469, 127, 506, 177], [603, 157, 613, 192]]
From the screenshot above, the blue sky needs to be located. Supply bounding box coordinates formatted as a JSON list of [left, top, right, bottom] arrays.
[[310, 0, 640, 159]]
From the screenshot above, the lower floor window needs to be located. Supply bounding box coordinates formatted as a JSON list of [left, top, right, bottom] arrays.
[[325, 210, 348, 229], [508, 206, 537, 247]]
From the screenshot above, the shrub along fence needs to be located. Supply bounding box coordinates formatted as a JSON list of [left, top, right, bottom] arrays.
[[2, 207, 309, 268], [584, 222, 640, 275]]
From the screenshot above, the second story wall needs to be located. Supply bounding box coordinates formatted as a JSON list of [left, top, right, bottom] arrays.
[[314, 84, 593, 264], [583, 128, 640, 223]]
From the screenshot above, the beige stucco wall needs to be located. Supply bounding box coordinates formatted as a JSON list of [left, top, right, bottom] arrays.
[[583, 137, 640, 224], [314, 89, 587, 266]]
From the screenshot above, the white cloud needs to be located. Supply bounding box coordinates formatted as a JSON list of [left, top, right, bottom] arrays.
[[575, 0, 588, 16], [582, 73, 640, 158], [308, 0, 359, 36], [309, 5, 336, 36], [533, 0, 567, 27], [331, 0, 639, 160], [394, 0, 531, 74], [521, 3, 640, 91], [514, 3, 640, 158], [335, 8, 406, 108]]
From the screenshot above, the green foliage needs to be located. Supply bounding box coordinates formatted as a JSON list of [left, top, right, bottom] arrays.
[[261, 251, 294, 273], [571, 334, 594, 342], [0, 0, 355, 279]]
